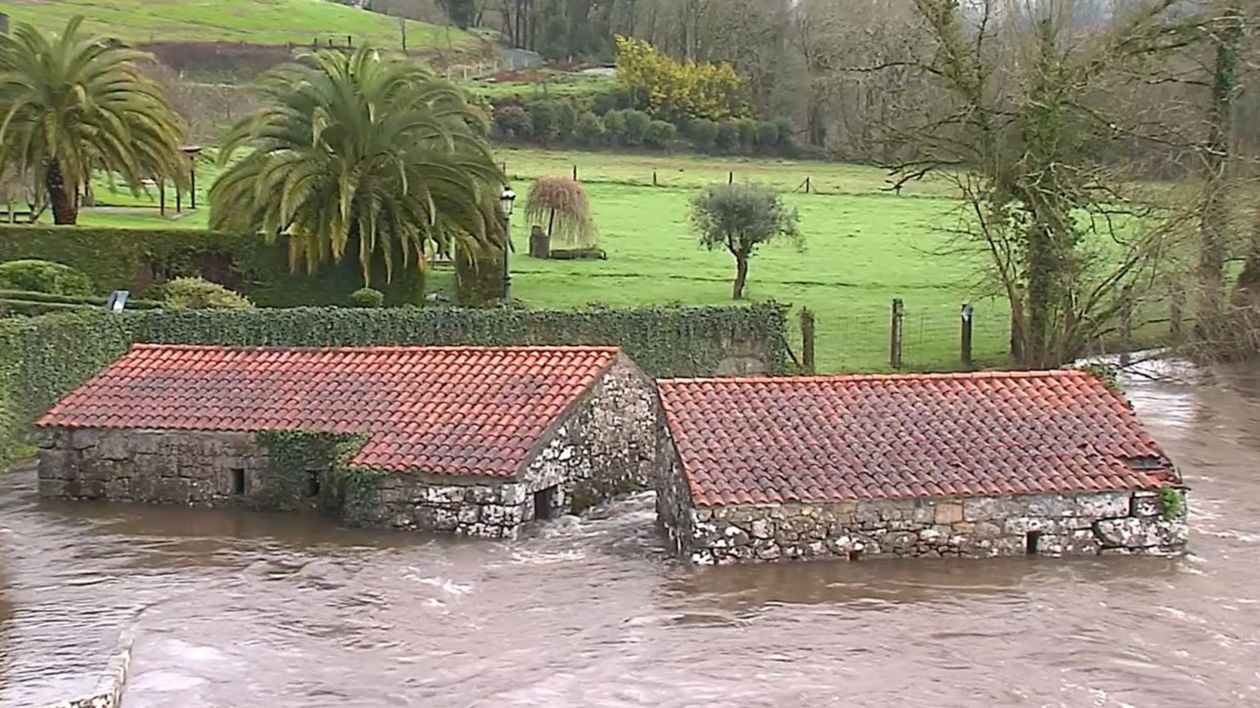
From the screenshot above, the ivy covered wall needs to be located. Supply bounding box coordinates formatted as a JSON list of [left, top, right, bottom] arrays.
[[0, 303, 788, 456]]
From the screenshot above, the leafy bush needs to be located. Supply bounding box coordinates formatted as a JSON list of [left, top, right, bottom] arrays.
[[0, 260, 93, 296], [349, 287, 385, 308], [493, 104, 532, 140], [755, 121, 780, 150], [161, 277, 255, 310], [645, 120, 677, 148], [602, 110, 627, 142], [591, 88, 632, 115], [614, 36, 750, 121], [774, 117, 794, 146], [716, 120, 740, 151], [528, 100, 560, 142], [575, 111, 607, 144], [736, 119, 758, 150], [555, 100, 579, 140], [0, 227, 425, 307], [688, 118, 719, 151], [623, 109, 651, 146]]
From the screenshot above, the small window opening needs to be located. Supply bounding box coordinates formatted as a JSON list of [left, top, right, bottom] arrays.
[[533, 486, 558, 521], [307, 470, 321, 498], [848, 550, 863, 562], [1026, 531, 1043, 556], [231, 468, 246, 496]]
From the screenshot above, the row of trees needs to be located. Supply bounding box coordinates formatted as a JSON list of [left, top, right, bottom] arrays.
[[491, 99, 793, 155], [0, 18, 507, 290]]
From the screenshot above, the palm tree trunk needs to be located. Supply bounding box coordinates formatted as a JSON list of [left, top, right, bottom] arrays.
[[46, 161, 79, 226]]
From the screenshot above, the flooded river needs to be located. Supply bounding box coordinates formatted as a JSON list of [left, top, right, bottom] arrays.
[[3, 362, 1260, 707]]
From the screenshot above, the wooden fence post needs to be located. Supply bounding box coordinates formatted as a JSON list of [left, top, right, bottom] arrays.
[[801, 308, 816, 375], [961, 303, 974, 368], [572, 164, 578, 181], [805, 177, 811, 194], [728, 171, 734, 185], [652, 170, 658, 186], [890, 298, 904, 369]]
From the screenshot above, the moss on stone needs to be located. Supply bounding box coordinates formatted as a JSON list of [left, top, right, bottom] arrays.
[[254, 430, 368, 512]]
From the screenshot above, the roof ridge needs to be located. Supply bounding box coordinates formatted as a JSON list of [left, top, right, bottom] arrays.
[[130, 343, 622, 353], [656, 369, 1087, 385]]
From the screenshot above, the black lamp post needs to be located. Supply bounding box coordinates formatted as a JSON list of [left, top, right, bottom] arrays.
[[500, 186, 516, 302]]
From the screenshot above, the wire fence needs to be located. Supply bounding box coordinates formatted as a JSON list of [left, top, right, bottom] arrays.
[[819, 299, 1009, 373], [812, 293, 1185, 373], [500, 160, 958, 200]]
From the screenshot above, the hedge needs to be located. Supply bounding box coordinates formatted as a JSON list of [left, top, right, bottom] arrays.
[[0, 226, 424, 308], [0, 303, 788, 457]]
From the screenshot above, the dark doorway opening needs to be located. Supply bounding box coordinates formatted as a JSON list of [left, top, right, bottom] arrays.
[[231, 468, 246, 496], [307, 470, 321, 498], [1026, 531, 1043, 555], [533, 486, 558, 521]]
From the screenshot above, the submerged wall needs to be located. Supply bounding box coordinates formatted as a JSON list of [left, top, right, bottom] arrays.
[[346, 355, 666, 538], [35, 429, 281, 507], [35, 358, 665, 538], [660, 482, 1189, 564]]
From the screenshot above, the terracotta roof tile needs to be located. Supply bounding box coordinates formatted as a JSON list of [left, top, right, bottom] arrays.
[[656, 371, 1178, 506], [38, 345, 620, 478]]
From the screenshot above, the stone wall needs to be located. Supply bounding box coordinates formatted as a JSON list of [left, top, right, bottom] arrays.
[[350, 354, 666, 538], [661, 485, 1189, 564], [35, 429, 285, 508]]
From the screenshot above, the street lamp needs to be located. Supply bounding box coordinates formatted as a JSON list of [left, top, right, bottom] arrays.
[[500, 186, 516, 302]]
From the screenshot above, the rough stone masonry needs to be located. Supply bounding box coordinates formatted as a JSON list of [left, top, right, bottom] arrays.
[[659, 486, 1189, 565]]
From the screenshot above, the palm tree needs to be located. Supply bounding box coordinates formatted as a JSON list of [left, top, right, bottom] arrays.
[[210, 46, 504, 286], [0, 17, 188, 225]]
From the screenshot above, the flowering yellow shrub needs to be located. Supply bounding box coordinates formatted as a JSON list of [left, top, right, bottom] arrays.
[[614, 36, 751, 122]]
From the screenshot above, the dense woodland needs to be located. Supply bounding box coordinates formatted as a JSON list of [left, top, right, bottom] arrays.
[[344, 0, 1259, 168]]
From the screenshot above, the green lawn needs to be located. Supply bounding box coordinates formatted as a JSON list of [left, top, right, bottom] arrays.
[[465, 73, 617, 100], [0, 0, 476, 49], [63, 147, 1150, 373]]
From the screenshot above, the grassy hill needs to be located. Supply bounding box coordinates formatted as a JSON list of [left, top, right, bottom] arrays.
[[0, 0, 478, 51]]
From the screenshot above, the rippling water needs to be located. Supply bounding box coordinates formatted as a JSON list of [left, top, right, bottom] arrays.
[[3, 362, 1260, 707]]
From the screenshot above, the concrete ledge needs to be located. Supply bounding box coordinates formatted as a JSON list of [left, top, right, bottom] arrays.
[[37, 627, 134, 708]]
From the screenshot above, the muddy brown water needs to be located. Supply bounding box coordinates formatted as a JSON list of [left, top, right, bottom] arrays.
[[3, 362, 1260, 707]]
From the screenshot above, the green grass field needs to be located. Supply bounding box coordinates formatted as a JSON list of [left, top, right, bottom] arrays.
[[465, 73, 617, 100], [1, 0, 476, 49], [63, 148, 1016, 373]]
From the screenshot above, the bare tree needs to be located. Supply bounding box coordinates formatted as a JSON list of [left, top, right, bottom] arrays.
[[863, 0, 1205, 367]]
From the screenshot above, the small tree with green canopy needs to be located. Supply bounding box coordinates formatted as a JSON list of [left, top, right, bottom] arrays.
[[690, 183, 801, 300], [0, 16, 188, 225], [210, 45, 504, 288], [525, 177, 597, 251]]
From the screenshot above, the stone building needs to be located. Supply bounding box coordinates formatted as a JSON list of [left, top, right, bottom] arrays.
[[36, 344, 663, 538], [655, 371, 1189, 564]]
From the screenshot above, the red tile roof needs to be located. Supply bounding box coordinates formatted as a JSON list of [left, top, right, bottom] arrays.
[[38, 345, 621, 477], [657, 371, 1177, 506]]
